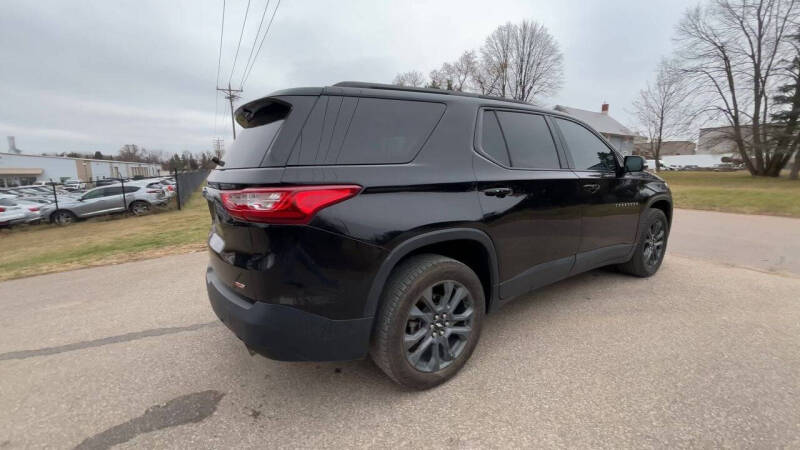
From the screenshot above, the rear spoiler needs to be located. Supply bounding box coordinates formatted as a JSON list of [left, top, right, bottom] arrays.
[[235, 97, 292, 129]]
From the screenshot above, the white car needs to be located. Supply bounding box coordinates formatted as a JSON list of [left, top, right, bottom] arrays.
[[0, 195, 42, 226]]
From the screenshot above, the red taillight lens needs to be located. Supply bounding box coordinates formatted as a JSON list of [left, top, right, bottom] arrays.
[[220, 185, 361, 224], [28, 207, 39, 212], [0, 207, 5, 212], [168, 185, 174, 191]]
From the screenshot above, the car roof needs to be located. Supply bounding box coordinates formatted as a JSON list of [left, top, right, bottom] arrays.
[[243, 81, 574, 117]]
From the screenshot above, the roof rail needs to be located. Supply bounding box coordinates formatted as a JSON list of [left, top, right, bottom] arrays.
[[332, 81, 530, 105]]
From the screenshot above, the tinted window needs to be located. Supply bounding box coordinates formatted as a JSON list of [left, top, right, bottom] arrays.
[[224, 120, 285, 168], [480, 111, 510, 166], [0, 198, 16, 206], [103, 187, 123, 196], [495, 111, 560, 169], [123, 186, 140, 193], [336, 98, 445, 164], [554, 118, 617, 171], [82, 189, 105, 199]]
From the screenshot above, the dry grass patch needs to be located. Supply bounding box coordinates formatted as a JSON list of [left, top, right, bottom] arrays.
[[659, 171, 800, 217], [0, 192, 210, 281]]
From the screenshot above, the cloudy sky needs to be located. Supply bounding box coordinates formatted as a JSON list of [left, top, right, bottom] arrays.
[[0, 0, 697, 155]]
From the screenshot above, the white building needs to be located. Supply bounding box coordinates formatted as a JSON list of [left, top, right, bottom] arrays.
[[0, 152, 162, 187]]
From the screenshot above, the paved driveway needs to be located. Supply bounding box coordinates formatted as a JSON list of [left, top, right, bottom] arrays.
[[1, 210, 799, 448], [670, 208, 800, 276]]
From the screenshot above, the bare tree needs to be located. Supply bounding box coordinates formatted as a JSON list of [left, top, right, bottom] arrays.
[[675, 0, 798, 176], [633, 60, 695, 171], [428, 51, 479, 91], [510, 20, 564, 102], [771, 33, 800, 178], [392, 19, 564, 104], [480, 20, 563, 102], [480, 23, 515, 98], [392, 71, 426, 87]]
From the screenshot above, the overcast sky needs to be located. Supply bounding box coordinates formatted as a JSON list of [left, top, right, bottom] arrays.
[[0, 0, 698, 155]]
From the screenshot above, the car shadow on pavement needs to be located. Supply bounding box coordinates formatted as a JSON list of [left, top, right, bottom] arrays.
[[218, 267, 628, 401]]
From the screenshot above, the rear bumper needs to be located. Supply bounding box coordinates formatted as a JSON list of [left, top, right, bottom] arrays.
[[206, 267, 373, 361]]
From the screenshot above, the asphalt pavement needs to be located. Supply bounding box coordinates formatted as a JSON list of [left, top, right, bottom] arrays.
[[1, 209, 799, 448]]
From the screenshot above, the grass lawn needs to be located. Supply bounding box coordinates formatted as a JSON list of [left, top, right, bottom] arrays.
[[0, 192, 210, 282], [658, 170, 800, 218]]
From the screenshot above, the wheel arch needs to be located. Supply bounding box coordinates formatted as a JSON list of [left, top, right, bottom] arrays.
[[363, 228, 500, 318], [646, 195, 673, 226], [49, 208, 77, 223]]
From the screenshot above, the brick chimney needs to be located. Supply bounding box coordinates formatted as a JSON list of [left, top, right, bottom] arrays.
[[601, 103, 609, 114]]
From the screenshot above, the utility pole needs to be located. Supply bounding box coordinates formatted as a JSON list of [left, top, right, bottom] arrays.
[[212, 137, 225, 158], [217, 82, 243, 139]]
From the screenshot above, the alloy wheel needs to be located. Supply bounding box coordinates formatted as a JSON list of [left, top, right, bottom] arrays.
[[404, 280, 474, 373], [55, 212, 73, 225], [642, 219, 666, 268], [132, 202, 149, 215]]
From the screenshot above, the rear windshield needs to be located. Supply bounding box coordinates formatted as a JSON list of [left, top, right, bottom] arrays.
[[223, 101, 290, 169], [288, 96, 445, 166]]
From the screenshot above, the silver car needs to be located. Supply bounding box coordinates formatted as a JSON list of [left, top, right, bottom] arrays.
[[0, 195, 42, 226], [42, 181, 167, 224]]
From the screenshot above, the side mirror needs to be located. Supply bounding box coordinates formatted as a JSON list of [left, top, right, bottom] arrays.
[[624, 155, 645, 173]]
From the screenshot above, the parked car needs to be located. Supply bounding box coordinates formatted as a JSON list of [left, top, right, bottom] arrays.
[[158, 178, 177, 198], [42, 180, 168, 224], [203, 82, 673, 389], [144, 179, 175, 199], [0, 195, 41, 226]]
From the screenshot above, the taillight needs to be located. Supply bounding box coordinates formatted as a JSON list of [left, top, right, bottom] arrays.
[[220, 185, 361, 224], [28, 207, 39, 212], [0, 207, 5, 212], [168, 185, 174, 191]]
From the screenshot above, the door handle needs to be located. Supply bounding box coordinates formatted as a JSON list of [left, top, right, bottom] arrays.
[[582, 183, 601, 194], [482, 187, 513, 198]]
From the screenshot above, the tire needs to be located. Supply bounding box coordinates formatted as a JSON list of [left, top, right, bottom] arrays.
[[370, 254, 485, 390], [130, 201, 151, 216], [617, 208, 669, 277], [52, 210, 77, 225]]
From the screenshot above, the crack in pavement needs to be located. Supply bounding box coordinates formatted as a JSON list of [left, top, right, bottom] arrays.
[[74, 390, 225, 450], [0, 321, 221, 362]]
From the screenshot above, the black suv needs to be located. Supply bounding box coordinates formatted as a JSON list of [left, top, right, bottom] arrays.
[[204, 82, 672, 389]]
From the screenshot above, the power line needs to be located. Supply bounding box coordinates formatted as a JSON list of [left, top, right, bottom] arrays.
[[241, 0, 281, 88], [227, 0, 252, 86], [213, 0, 226, 137], [239, 0, 271, 88]]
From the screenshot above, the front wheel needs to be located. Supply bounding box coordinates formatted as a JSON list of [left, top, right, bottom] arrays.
[[371, 254, 485, 390], [617, 208, 669, 277]]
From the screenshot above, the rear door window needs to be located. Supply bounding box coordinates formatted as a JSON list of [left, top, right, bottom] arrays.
[[103, 187, 123, 197], [495, 111, 560, 169], [289, 96, 445, 165]]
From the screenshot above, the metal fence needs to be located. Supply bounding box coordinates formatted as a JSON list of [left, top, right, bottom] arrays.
[[172, 169, 210, 209], [1, 170, 210, 226]]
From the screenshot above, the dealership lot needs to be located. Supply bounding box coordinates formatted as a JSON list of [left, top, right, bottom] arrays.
[[1, 211, 799, 448]]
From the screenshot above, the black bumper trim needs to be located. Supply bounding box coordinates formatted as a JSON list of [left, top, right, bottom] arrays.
[[206, 267, 373, 361]]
